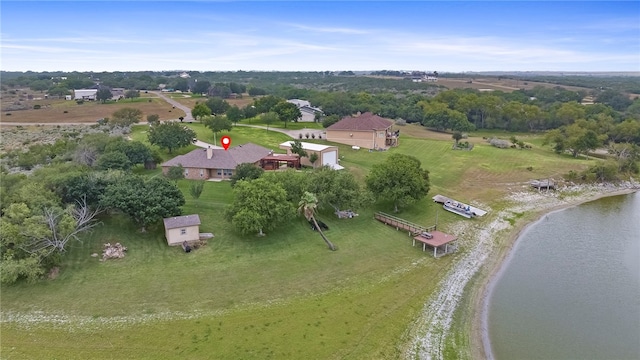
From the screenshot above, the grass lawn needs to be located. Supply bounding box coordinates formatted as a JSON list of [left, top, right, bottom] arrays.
[[0, 126, 598, 359], [239, 116, 324, 131]]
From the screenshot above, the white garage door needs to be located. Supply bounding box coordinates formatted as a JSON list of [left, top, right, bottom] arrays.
[[323, 150, 337, 167]]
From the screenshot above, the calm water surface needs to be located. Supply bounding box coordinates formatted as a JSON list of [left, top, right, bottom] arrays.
[[488, 192, 640, 360]]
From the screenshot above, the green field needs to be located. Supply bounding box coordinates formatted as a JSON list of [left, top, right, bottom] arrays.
[[0, 125, 597, 359]]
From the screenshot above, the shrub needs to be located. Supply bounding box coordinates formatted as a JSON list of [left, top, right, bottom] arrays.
[[489, 137, 510, 149], [63, 110, 68, 113], [33, 104, 41, 109], [5, 113, 11, 116]]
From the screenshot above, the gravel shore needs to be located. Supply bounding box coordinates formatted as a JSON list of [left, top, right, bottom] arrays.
[[406, 180, 639, 360]]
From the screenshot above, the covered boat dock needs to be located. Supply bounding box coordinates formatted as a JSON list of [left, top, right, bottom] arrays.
[[413, 231, 458, 258], [374, 212, 458, 257]]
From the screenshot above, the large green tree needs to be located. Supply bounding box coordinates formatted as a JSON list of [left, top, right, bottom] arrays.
[[230, 163, 264, 187], [96, 88, 113, 103], [192, 80, 211, 95], [307, 167, 369, 212], [124, 89, 140, 101], [253, 95, 283, 113], [273, 101, 302, 128], [101, 175, 184, 232], [202, 115, 232, 144], [205, 97, 230, 115], [110, 107, 142, 127], [1, 183, 99, 284], [148, 121, 196, 153], [225, 178, 294, 236], [191, 103, 212, 121], [298, 191, 336, 251], [226, 105, 244, 125], [366, 154, 430, 212]]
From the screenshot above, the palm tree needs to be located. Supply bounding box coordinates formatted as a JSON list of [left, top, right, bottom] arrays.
[[298, 191, 336, 251]]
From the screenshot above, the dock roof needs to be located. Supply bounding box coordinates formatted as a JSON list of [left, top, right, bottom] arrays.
[[413, 231, 457, 247]]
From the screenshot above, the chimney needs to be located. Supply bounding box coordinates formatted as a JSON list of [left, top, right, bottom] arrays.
[[206, 146, 213, 159]]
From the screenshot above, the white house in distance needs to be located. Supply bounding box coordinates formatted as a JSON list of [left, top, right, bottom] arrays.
[[287, 99, 323, 122], [279, 141, 343, 170], [74, 89, 98, 100], [163, 214, 201, 246]]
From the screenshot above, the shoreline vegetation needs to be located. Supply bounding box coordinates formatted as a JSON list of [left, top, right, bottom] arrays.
[[405, 181, 639, 360]]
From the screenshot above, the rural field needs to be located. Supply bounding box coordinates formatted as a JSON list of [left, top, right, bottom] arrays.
[[1, 91, 183, 124], [0, 116, 599, 359]]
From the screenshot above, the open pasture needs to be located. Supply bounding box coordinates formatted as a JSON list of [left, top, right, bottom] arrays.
[[1, 96, 180, 124], [0, 125, 597, 359]]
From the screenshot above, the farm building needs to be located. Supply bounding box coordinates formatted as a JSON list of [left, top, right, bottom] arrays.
[[161, 143, 272, 180], [279, 141, 343, 170], [163, 214, 201, 246], [287, 99, 323, 122], [326, 112, 398, 150], [74, 89, 98, 101]]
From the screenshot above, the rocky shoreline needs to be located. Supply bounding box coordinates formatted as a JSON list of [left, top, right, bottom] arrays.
[[406, 180, 639, 360]]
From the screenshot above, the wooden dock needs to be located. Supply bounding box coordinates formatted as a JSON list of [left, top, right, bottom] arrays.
[[374, 212, 435, 235], [374, 212, 457, 257]]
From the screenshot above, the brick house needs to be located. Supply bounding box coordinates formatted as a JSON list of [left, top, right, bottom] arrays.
[[160, 143, 272, 180], [325, 112, 398, 150]]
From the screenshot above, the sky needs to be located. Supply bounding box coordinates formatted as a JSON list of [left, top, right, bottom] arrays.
[[1, 1, 639, 72]]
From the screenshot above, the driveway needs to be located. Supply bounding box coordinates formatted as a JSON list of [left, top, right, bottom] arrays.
[[193, 140, 222, 149]]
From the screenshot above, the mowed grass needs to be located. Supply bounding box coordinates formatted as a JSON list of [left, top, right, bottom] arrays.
[[239, 116, 325, 130], [1, 180, 451, 359], [0, 126, 598, 359]]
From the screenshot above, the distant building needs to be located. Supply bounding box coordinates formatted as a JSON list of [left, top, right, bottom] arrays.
[[111, 88, 125, 100], [287, 99, 323, 122], [74, 89, 98, 101]]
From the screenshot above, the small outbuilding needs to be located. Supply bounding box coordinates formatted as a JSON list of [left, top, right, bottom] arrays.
[[279, 141, 343, 170], [163, 214, 201, 246]]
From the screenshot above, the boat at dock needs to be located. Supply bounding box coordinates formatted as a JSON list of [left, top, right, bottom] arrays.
[[444, 200, 474, 218], [433, 194, 487, 219]]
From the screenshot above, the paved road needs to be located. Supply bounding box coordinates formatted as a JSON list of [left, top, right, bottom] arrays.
[[151, 91, 194, 122]]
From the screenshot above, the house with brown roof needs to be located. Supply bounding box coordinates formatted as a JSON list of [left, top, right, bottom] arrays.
[[160, 143, 272, 180], [163, 214, 201, 246], [325, 112, 398, 149]]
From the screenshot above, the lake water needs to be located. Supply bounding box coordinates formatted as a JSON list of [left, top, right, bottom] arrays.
[[487, 192, 640, 360]]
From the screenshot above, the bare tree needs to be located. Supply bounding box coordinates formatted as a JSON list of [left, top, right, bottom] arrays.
[[23, 197, 101, 256]]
